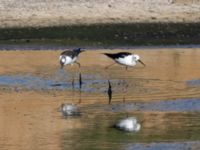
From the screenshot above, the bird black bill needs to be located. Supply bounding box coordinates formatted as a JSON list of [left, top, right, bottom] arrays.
[[138, 60, 146, 67]]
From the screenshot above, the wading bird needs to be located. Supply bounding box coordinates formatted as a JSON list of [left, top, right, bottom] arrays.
[[103, 52, 145, 70], [59, 48, 84, 69], [59, 48, 84, 92], [104, 52, 145, 103]]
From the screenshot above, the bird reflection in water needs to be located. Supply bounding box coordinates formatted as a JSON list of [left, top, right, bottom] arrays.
[[59, 103, 81, 117], [78, 72, 82, 104], [107, 80, 112, 104]]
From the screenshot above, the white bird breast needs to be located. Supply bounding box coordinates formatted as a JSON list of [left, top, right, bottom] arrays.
[[116, 55, 136, 66], [59, 56, 77, 65]]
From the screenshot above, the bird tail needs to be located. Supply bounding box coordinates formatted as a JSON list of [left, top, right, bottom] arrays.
[[103, 53, 115, 59]]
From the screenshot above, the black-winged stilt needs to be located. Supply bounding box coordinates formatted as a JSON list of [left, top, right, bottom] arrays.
[[103, 52, 145, 70], [59, 48, 84, 69], [59, 48, 84, 98]]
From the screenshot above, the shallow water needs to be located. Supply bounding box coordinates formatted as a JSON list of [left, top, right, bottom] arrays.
[[0, 73, 111, 92], [105, 98, 200, 112], [0, 48, 200, 150]]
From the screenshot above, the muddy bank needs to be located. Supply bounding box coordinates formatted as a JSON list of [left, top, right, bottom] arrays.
[[1, 0, 200, 46], [1, 23, 200, 47]]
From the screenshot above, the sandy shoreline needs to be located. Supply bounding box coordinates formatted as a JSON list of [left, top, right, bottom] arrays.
[[0, 0, 200, 28]]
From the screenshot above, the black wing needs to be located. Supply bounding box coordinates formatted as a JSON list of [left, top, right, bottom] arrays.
[[60, 50, 75, 58], [61, 48, 83, 58], [104, 52, 132, 59]]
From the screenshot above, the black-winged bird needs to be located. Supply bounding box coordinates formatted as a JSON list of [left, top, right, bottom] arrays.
[[59, 48, 84, 69], [103, 52, 145, 69]]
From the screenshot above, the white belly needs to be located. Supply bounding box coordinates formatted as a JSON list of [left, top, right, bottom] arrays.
[[116, 55, 136, 66], [60, 56, 77, 65]]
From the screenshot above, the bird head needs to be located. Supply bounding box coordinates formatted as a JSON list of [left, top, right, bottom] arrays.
[[59, 56, 66, 69], [73, 48, 85, 54], [133, 54, 146, 67]]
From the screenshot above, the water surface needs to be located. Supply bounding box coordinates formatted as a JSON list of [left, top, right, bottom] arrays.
[[0, 48, 200, 150]]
